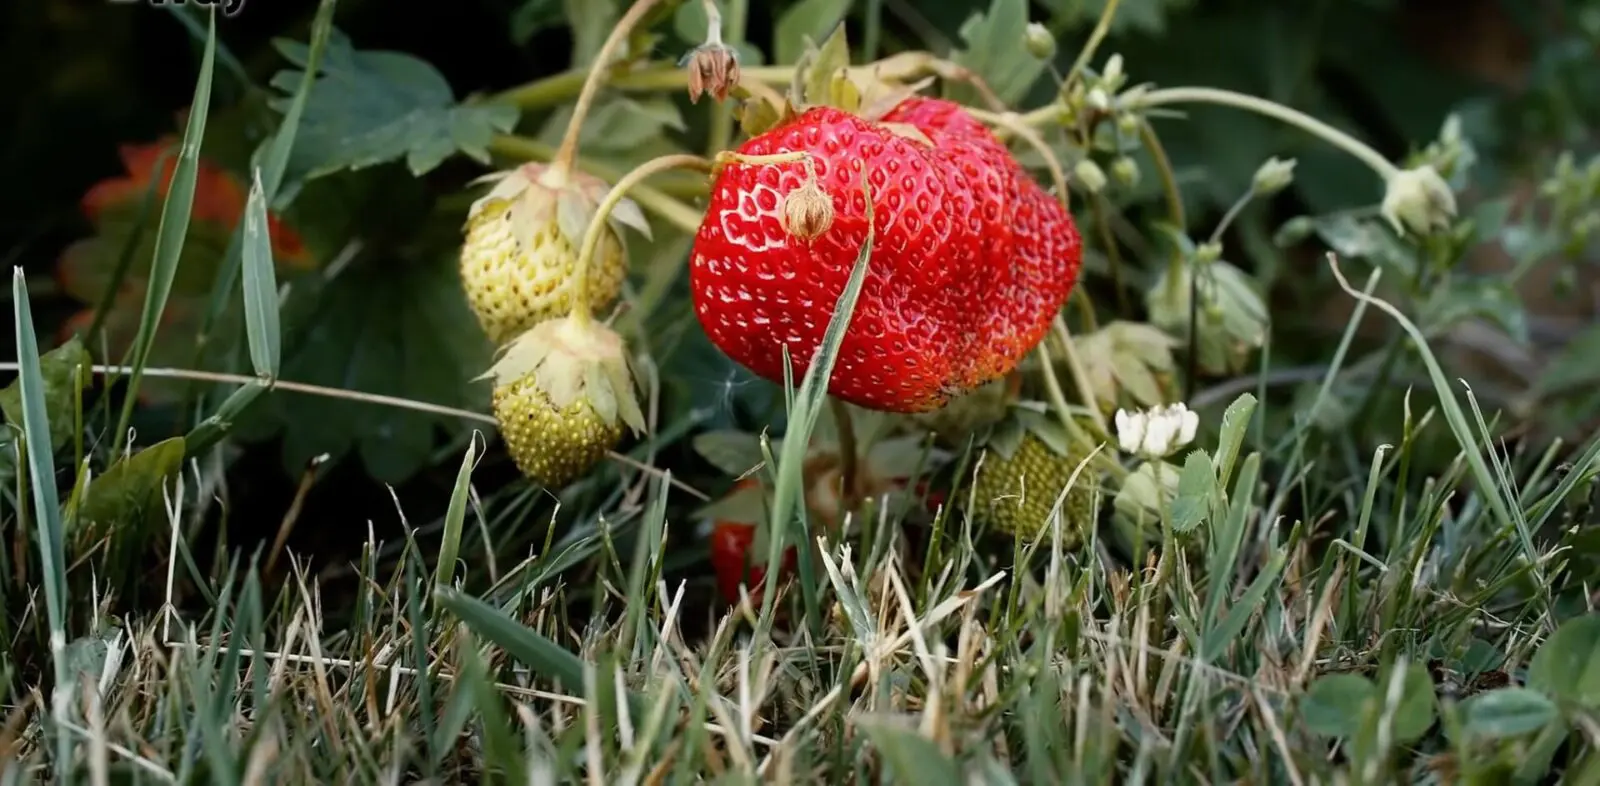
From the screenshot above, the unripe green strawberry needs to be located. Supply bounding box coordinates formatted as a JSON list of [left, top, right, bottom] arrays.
[[486, 315, 647, 487], [460, 163, 648, 346], [968, 410, 1100, 544]]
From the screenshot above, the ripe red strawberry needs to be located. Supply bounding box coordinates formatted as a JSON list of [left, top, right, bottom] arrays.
[[690, 98, 1081, 412], [710, 520, 798, 606], [880, 97, 1083, 386]]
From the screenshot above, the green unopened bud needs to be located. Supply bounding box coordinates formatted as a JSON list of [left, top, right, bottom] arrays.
[[1024, 23, 1056, 60], [1381, 165, 1457, 236], [1251, 156, 1297, 197], [1102, 54, 1125, 91], [1194, 241, 1222, 264], [1110, 156, 1140, 188], [1074, 158, 1108, 194], [1115, 113, 1140, 137]]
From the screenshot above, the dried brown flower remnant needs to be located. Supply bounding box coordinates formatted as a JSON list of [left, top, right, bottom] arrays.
[[683, 43, 741, 104], [780, 169, 834, 241]]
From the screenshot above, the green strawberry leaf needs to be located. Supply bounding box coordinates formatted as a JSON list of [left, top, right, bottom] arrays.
[[535, 96, 687, 172], [691, 481, 767, 525], [268, 29, 521, 180], [510, 0, 564, 45], [0, 336, 89, 453], [565, 0, 620, 65], [1526, 613, 1600, 709], [1388, 662, 1439, 745], [1169, 450, 1215, 534], [1457, 688, 1559, 741], [1036, 0, 1195, 36], [237, 254, 493, 484], [692, 429, 765, 477], [70, 436, 187, 538], [1420, 275, 1529, 343], [949, 0, 1047, 106], [1301, 673, 1376, 738], [775, 0, 849, 66]]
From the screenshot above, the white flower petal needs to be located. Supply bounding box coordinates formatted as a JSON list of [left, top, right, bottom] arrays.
[[1115, 409, 1143, 455], [1143, 416, 1176, 458], [1177, 409, 1199, 447]]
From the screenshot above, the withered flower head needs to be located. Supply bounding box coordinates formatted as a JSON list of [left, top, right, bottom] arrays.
[[779, 165, 834, 242], [681, 43, 741, 104]]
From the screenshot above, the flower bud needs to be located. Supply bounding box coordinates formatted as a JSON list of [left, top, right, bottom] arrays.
[[1102, 54, 1125, 89], [1115, 113, 1140, 137], [1024, 23, 1056, 60], [1074, 158, 1107, 194], [1251, 156, 1297, 197], [1110, 156, 1140, 188], [1194, 241, 1222, 264], [1086, 87, 1112, 113], [1381, 165, 1457, 236]]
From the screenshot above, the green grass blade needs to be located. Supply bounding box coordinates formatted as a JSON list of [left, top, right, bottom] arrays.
[[619, 471, 670, 658], [434, 434, 480, 587], [111, 11, 218, 455], [1327, 254, 1553, 629], [240, 170, 282, 378], [433, 587, 588, 695], [757, 169, 876, 634], [10, 269, 71, 780]]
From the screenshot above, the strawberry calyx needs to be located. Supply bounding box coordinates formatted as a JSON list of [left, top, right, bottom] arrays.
[[479, 314, 647, 436], [468, 163, 653, 260], [734, 27, 937, 140]]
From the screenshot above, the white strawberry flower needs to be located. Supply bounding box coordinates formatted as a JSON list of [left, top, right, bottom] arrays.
[[1115, 402, 1199, 460]]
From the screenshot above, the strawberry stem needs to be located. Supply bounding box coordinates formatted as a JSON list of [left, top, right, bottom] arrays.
[[487, 134, 707, 232], [703, 0, 746, 155], [1133, 86, 1401, 181], [549, 0, 665, 183], [568, 153, 714, 325], [1062, 0, 1123, 89]]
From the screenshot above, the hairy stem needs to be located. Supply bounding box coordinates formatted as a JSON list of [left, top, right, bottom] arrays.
[[549, 0, 666, 182], [1136, 86, 1399, 180], [1064, 0, 1123, 87], [569, 154, 715, 324], [1053, 315, 1108, 435], [704, 0, 746, 156], [0, 361, 708, 499]]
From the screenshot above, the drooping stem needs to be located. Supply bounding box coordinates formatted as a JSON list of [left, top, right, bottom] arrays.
[[704, 0, 746, 156], [1139, 120, 1186, 233], [494, 64, 794, 109], [549, 0, 665, 182], [1135, 86, 1399, 181], [0, 360, 710, 500], [1053, 315, 1108, 435], [569, 154, 715, 325]]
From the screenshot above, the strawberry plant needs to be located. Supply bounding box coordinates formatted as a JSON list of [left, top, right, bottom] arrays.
[[1, 0, 1599, 781]]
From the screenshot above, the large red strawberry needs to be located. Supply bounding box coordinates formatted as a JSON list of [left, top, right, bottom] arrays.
[[689, 97, 1081, 413]]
